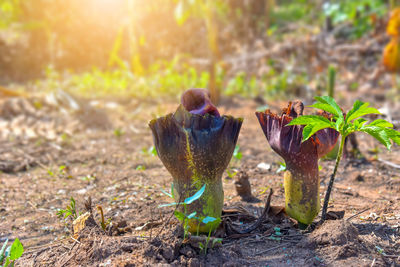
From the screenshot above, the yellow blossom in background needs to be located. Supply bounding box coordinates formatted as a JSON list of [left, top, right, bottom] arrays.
[[383, 38, 400, 72], [387, 8, 400, 36]]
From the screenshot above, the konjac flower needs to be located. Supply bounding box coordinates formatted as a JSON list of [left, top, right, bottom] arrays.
[[149, 89, 242, 233], [255, 101, 339, 225]]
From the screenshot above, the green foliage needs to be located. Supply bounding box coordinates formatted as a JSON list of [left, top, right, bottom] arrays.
[[0, 238, 24, 267], [135, 165, 146, 171], [173, 0, 228, 25], [159, 183, 207, 240], [47, 165, 72, 179], [141, 146, 157, 157], [323, 0, 387, 38], [270, 1, 316, 27], [288, 96, 400, 149], [233, 145, 242, 160], [57, 197, 79, 221], [226, 168, 238, 179], [0, 0, 21, 29], [198, 216, 222, 255], [37, 58, 210, 98], [288, 96, 400, 222], [113, 128, 125, 138], [276, 162, 286, 173], [224, 69, 308, 99]]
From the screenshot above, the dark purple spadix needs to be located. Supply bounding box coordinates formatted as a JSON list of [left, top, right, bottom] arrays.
[[181, 89, 220, 117]]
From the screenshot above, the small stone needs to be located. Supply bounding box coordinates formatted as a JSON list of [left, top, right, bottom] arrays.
[[257, 162, 271, 171]]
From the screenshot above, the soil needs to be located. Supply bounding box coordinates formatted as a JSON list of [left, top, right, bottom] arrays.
[[0, 86, 399, 267]]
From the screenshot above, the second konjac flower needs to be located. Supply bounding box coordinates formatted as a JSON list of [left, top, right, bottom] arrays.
[[255, 101, 339, 225]]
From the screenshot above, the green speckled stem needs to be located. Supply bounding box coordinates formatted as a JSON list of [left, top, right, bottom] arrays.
[[284, 158, 320, 225], [173, 177, 223, 233], [170, 130, 224, 233]]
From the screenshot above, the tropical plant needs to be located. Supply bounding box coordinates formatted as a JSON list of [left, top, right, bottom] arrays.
[[288, 96, 400, 223], [0, 238, 24, 267], [57, 197, 79, 221]]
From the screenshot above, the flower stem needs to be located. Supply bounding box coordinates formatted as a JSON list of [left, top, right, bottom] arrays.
[[321, 135, 345, 223]]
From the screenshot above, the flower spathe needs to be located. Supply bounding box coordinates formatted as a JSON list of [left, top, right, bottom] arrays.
[[149, 89, 242, 232], [255, 101, 339, 225]]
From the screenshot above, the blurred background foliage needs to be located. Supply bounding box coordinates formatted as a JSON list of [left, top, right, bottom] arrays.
[[0, 0, 392, 100]]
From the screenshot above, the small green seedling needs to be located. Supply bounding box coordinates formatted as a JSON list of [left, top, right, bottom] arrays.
[[233, 145, 243, 160], [276, 162, 286, 173], [47, 165, 72, 179], [288, 96, 400, 223], [140, 146, 157, 156], [198, 216, 222, 255], [159, 184, 206, 239], [135, 165, 146, 171], [97, 205, 109, 231], [226, 168, 238, 179], [57, 197, 79, 221], [0, 238, 24, 267], [113, 128, 125, 137]]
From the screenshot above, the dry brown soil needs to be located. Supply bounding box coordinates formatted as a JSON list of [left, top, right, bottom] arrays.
[[0, 93, 399, 266]]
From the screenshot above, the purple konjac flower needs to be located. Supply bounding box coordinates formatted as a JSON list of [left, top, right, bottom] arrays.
[[149, 89, 242, 232], [255, 101, 339, 225]]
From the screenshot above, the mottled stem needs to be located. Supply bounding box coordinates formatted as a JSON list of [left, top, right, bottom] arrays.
[[284, 155, 320, 225]]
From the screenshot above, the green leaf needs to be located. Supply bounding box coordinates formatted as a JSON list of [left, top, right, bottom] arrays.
[[158, 202, 182, 208], [287, 115, 333, 126], [287, 115, 334, 142], [335, 116, 344, 131], [184, 184, 206, 204], [174, 210, 185, 221], [63, 211, 72, 219], [0, 239, 8, 263], [346, 100, 380, 123], [276, 162, 286, 173], [170, 183, 175, 199], [384, 128, 400, 146], [4, 257, 10, 267], [233, 145, 242, 160], [202, 216, 217, 224], [359, 126, 391, 150], [308, 103, 340, 118], [353, 118, 367, 130], [174, 0, 190, 25], [368, 119, 393, 128], [187, 212, 197, 219], [212, 238, 223, 246], [70, 197, 75, 210], [313, 96, 343, 119], [301, 123, 333, 142], [9, 238, 23, 261], [161, 186, 173, 198]]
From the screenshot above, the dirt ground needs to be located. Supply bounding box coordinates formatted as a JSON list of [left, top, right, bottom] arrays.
[[0, 87, 399, 267]]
